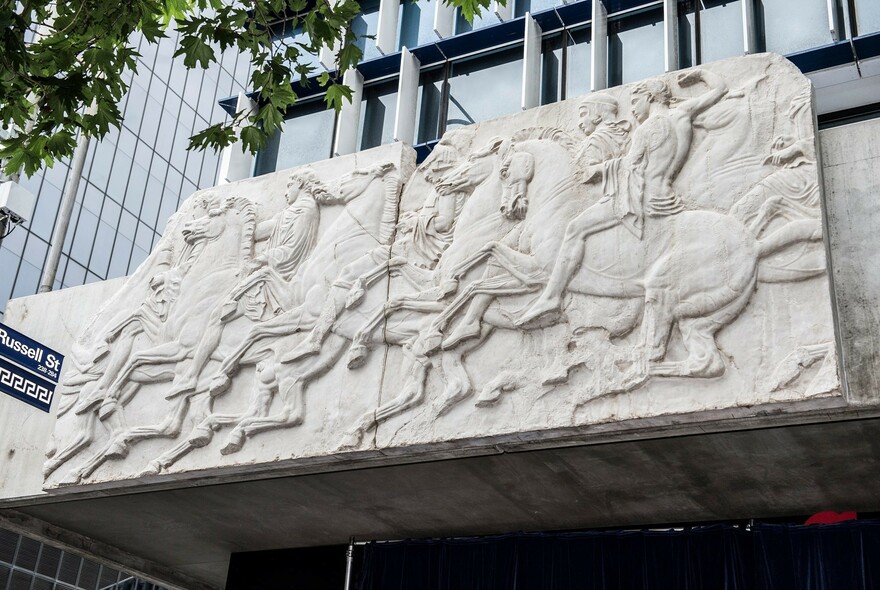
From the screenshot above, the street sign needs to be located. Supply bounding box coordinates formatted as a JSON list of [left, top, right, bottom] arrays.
[[0, 322, 64, 412]]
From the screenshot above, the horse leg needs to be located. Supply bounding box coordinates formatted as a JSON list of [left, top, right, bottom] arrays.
[[43, 411, 97, 478], [347, 299, 446, 369], [442, 278, 538, 350], [231, 338, 346, 451], [340, 351, 430, 450], [168, 304, 236, 398], [436, 324, 493, 417], [518, 199, 618, 328], [650, 315, 726, 379], [209, 313, 300, 395], [101, 342, 183, 417], [220, 361, 280, 455], [641, 289, 676, 363]]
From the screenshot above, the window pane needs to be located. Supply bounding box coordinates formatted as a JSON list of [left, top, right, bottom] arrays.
[[274, 24, 323, 72], [352, 0, 382, 61], [701, 0, 744, 63], [414, 68, 444, 144], [400, 0, 439, 49], [359, 79, 399, 150], [855, 0, 880, 35], [515, 0, 562, 18], [608, 7, 665, 86], [455, 7, 498, 34], [759, 0, 832, 55], [565, 26, 592, 99], [541, 34, 563, 105], [447, 46, 524, 130], [257, 101, 336, 174]]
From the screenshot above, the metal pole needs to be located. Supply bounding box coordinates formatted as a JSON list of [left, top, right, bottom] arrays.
[[38, 130, 91, 293], [0, 212, 8, 251], [343, 536, 355, 590]]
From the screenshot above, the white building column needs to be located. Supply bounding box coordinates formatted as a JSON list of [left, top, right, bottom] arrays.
[[664, 0, 679, 71], [394, 47, 422, 144], [434, 0, 457, 38], [217, 92, 258, 185], [333, 68, 365, 156], [376, 0, 401, 55], [742, 0, 758, 54], [591, 0, 608, 91], [522, 13, 542, 110]]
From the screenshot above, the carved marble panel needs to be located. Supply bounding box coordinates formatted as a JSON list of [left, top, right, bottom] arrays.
[[43, 54, 841, 489]]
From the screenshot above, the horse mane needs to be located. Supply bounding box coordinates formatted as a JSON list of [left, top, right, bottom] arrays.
[[228, 196, 258, 263], [508, 127, 579, 154], [377, 166, 401, 245]]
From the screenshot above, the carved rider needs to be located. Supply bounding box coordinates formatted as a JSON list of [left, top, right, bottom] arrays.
[[167, 170, 330, 398], [517, 68, 730, 328]]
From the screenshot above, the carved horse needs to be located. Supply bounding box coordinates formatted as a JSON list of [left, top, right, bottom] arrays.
[[141, 162, 408, 471], [175, 139, 519, 458], [422, 135, 823, 394], [44, 196, 257, 482]]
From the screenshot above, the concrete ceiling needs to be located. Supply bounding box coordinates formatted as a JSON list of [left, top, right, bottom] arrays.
[[10, 417, 880, 588]]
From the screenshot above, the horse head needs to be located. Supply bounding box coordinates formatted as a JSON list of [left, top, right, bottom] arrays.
[[499, 143, 535, 220], [435, 137, 505, 196]]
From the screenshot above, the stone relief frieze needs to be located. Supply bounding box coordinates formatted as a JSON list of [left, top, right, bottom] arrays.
[[43, 54, 840, 488]]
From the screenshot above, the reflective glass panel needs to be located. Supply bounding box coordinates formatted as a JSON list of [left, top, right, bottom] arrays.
[[359, 79, 399, 150], [758, 0, 832, 55], [400, 0, 439, 49], [855, 0, 880, 35], [566, 26, 592, 99], [455, 7, 498, 34], [608, 7, 665, 86], [447, 46, 524, 130], [352, 0, 383, 61], [515, 0, 562, 18], [414, 67, 445, 144], [274, 24, 323, 72], [256, 101, 336, 175], [541, 34, 563, 105]]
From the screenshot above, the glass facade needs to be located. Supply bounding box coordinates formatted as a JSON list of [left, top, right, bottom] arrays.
[[446, 45, 525, 129], [757, 0, 833, 55], [0, 31, 246, 318], [254, 0, 877, 176], [854, 0, 880, 35], [0, 528, 164, 590]]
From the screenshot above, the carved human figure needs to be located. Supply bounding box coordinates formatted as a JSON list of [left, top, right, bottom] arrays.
[[284, 140, 467, 362], [166, 169, 327, 398], [435, 95, 634, 347], [517, 69, 730, 328]]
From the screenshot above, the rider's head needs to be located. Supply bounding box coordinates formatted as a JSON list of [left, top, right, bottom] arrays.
[[287, 168, 333, 205], [578, 94, 619, 135], [631, 79, 672, 122]]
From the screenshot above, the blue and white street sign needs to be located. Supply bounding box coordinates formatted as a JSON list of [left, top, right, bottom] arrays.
[[0, 322, 64, 413]]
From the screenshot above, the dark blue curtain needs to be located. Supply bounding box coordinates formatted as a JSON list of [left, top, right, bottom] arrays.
[[358, 521, 880, 590]]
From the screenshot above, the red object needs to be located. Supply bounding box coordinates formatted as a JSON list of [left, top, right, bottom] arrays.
[[805, 511, 858, 525]]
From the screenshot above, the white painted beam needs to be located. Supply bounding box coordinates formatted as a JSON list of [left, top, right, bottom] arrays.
[[218, 92, 258, 185], [434, 0, 457, 38], [664, 0, 679, 72], [376, 0, 401, 55], [826, 0, 841, 41], [591, 0, 608, 91], [333, 68, 365, 156], [394, 47, 422, 143], [522, 13, 542, 110]]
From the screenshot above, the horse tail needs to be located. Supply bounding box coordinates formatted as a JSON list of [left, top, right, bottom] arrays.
[[378, 167, 402, 245]]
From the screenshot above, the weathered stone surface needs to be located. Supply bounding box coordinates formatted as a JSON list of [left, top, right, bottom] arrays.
[[36, 54, 840, 489]]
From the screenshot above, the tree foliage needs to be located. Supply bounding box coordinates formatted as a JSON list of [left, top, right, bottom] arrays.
[[0, 0, 494, 177]]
